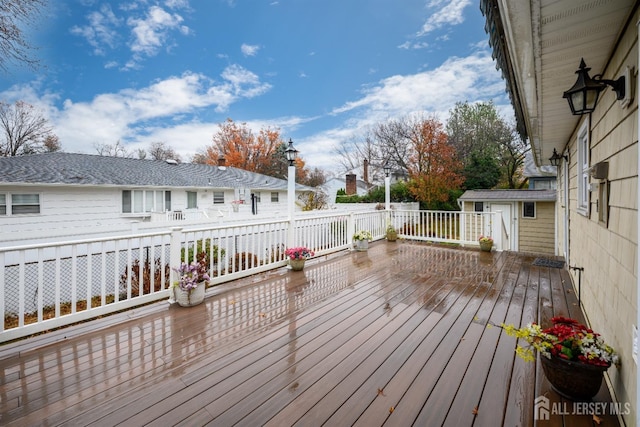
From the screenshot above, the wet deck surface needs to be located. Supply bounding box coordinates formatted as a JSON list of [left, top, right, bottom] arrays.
[[0, 241, 620, 426]]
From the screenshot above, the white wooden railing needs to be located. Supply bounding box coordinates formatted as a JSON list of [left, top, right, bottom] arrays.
[[0, 210, 502, 343]]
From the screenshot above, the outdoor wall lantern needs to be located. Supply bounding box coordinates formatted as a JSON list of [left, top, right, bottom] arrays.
[[549, 148, 568, 167], [563, 58, 625, 115], [285, 139, 298, 166]]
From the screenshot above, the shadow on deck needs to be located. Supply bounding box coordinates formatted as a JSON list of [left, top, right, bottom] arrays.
[[0, 241, 621, 426]]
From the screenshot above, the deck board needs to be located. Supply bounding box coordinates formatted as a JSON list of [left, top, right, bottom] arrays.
[[0, 242, 621, 427]]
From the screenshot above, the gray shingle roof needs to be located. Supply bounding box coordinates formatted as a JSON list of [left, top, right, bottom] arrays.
[[458, 189, 556, 201], [0, 152, 306, 190]]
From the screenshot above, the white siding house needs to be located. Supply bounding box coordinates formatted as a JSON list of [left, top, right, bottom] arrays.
[[0, 153, 311, 245]]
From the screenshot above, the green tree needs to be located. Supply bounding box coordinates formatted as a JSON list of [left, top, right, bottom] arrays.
[[463, 152, 501, 189]]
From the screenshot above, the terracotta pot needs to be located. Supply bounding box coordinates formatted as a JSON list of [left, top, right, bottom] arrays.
[[289, 259, 306, 271], [540, 355, 609, 400], [480, 241, 493, 252], [174, 282, 206, 307]]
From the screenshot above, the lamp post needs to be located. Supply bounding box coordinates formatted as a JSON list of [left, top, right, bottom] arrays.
[[285, 139, 298, 248], [383, 162, 391, 211]]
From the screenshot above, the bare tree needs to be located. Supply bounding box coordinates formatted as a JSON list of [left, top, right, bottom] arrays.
[[95, 140, 131, 157], [0, 0, 46, 72], [0, 100, 58, 156], [147, 141, 182, 162]]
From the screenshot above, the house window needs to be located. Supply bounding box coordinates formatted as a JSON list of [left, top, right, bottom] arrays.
[[254, 192, 261, 202], [577, 122, 590, 214], [522, 202, 535, 218], [213, 191, 225, 204], [271, 192, 279, 203], [187, 191, 197, 209], [474, 202, 484, 212], [11, 194, 40, 214], [122, 190, 171, 213], [0, 194, 5, 215], [165, 192, 171, 211]]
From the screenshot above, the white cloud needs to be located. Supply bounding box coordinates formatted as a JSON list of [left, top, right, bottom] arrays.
[[0, 65, 272, 156], [241, 43, 260, 57], [69, 4, 122, 55], [128, 6, 186, 56], [332, 52, 503, 120], [418, 0, 472, 36], [70, 3, 191, 68]]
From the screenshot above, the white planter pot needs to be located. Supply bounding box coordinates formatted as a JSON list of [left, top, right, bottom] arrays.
[[354, 239, 369, 251], [174, 282, 206, 307]]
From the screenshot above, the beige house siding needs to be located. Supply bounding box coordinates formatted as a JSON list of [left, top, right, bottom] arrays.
[[518, 201, 555, 254], [556, 9, 638, 422]]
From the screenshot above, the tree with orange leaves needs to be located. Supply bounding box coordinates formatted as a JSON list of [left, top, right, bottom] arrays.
[[195, 118, 321, 186], [197, 118, 281, 175], [406, 115, 464, 208]]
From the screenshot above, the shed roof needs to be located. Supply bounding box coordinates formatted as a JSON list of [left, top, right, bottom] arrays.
[[0, 152, 310, 191], [459, 189, 556, 202]]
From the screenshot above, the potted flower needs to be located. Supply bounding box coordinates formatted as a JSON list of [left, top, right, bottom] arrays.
[[172, 261, 210, 307], [498, 316, 618, 400], [478, 235, 493, 252], [386, 224, 398, 242], [284, 246, 314, 271], [353, 230, 373, 251]]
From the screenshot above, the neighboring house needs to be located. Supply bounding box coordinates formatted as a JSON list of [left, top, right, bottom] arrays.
[[482, 0, 637, 422], [322, 174, 371, 206], [0, 153, 310, 245], [458, 189, 556, 254], [523, 151, 556, 190]]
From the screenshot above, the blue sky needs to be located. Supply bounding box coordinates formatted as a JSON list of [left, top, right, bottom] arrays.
[[0, 0, 512, 173]]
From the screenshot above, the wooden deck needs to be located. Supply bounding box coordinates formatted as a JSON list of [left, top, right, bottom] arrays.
[[0, 241, 621, 426]]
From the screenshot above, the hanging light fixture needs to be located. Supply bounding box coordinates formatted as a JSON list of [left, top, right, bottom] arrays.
[[549, 148, 568, 167], [563, 58, 625, 115]]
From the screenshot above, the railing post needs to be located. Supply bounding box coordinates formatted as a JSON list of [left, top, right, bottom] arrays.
[[491, 212, 503, 251], [168, 227, 183, 303], [347, 212, 355, 248]]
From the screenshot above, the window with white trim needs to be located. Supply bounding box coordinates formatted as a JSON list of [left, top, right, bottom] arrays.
[[271, 192, 279, 202], [187, 191, 197, 209], [11, 194, 40, 214], [474, 202, 484, 212], [522, 202, 535, 218], [213, 191, 225, 204], [122, 190, 171, 213], [0, 194, 5, 215], [577, 122, 590, 214]]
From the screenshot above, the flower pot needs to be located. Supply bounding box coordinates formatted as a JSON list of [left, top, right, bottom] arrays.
[[480, 241, 493, 252], [540, 355, 609, 400], [354, 239, 369, 251], [386, 231, 397, 242], [289, 259, 306, 271], [174, 281, 206, 307]]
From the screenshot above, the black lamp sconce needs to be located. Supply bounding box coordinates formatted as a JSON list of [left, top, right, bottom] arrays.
[[563, 58, 627, 115], [549, 148, 568, 167]]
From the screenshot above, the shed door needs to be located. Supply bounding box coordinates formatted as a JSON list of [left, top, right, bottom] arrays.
[[490, 203, 514, 251]]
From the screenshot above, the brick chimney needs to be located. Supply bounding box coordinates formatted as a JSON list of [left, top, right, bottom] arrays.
[[218, 156, 226, 167], [346, 173, 356, 195], [363, 159, 369, 184]]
